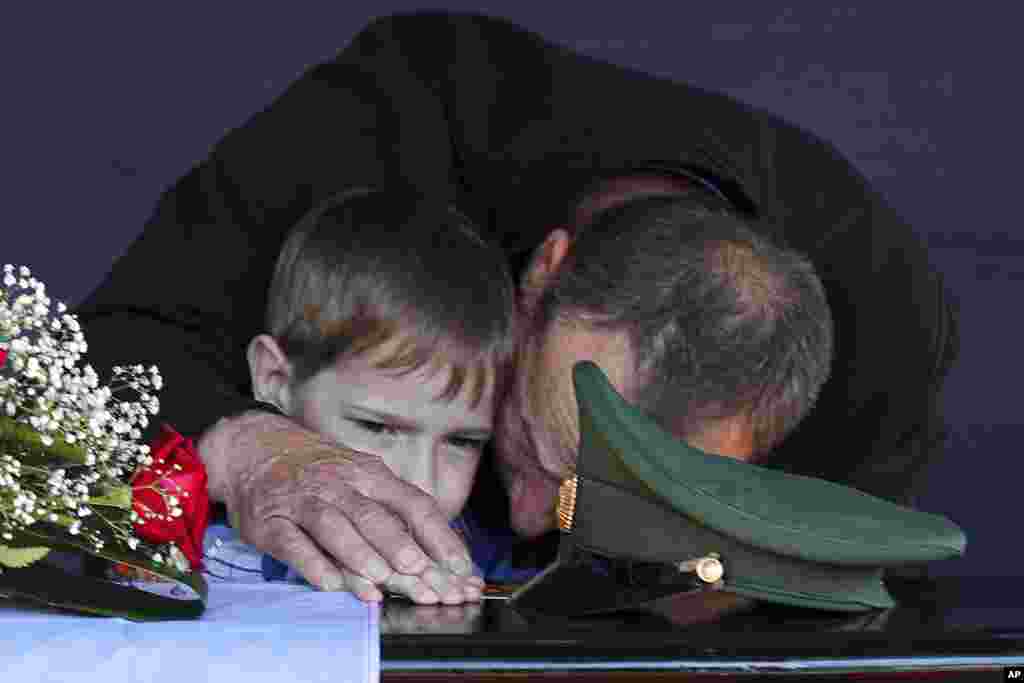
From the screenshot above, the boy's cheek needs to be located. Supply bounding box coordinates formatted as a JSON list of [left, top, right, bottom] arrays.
[[439, 457, 483, 520]]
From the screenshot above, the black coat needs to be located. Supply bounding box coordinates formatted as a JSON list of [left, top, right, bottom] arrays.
[[75, 11, 957, 507]]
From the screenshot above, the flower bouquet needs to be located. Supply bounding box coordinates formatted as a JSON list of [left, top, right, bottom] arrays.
[[0, 265, 209, 620]]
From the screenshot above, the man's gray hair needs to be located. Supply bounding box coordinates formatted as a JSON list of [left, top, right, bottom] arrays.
[[541, 194, 834, 456]]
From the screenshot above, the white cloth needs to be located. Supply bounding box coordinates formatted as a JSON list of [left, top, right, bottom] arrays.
[[2, 526, 380, 683]]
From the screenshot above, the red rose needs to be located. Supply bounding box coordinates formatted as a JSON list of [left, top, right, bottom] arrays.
[[0, 348, 7, 369], [131, 424, 210, 570]]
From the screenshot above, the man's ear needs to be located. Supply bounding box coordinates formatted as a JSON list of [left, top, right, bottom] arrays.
[[247, 334, 295, 415], [521, 228, 571, 312], [685, 414, 756, 463]]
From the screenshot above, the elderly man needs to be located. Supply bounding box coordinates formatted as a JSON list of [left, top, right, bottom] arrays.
[[75, 12, 957, 605]]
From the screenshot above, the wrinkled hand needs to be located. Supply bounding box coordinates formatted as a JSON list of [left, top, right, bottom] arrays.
[[198, 410, 483, 604]]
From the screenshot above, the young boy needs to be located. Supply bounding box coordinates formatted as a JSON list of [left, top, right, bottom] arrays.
[[229, 186, 520, 602]]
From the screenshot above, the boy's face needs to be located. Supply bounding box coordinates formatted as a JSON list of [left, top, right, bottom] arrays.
[[285, 349, 495, 521]]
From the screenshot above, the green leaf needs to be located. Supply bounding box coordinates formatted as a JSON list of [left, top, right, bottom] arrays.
[[0, 545, 51, 568], [88, 484, 132, 510], [0, 415, 91, 466]]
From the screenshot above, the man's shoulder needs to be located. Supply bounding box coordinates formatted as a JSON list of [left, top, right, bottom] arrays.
[[352, 12, 871, 218], [342, 11, 546, 83]]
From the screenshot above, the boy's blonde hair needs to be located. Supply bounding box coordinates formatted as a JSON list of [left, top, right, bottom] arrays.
[[266, 187, 517, 408]]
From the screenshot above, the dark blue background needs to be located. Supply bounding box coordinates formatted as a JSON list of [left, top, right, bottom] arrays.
[[3, 3, 1019, 578]]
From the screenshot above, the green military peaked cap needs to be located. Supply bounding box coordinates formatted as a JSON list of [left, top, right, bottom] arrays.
[[512, 362, 966, 615]]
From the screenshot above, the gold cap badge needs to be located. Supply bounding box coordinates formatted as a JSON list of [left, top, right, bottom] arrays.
[[556, 475, 578, 532]]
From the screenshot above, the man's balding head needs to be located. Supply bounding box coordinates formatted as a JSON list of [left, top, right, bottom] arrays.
[[496, 187, 834, 537]]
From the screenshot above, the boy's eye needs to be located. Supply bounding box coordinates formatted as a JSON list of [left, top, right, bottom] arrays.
[[347, 418, 488, 451], [447, 436, 488, 452], [350, 419, 401, 437]]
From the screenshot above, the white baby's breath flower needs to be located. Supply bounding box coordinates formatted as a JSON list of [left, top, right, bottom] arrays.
[[0, 265, 177, 575]]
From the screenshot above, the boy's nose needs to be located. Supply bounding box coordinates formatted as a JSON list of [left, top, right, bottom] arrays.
[[399, 438, 437, 498]]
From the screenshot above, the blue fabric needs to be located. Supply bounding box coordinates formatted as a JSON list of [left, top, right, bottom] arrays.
[[260, 507, 544, 585], [452, 508, 545, 584]]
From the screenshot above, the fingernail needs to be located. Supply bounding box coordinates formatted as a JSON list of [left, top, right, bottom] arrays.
[[365, 558, 391, 583], [445, 555, 472, 576], [466, 574, 485, 587], [321, 574, 345, 592], [417, 589, 440, 604], [398, 547, 425, 573]]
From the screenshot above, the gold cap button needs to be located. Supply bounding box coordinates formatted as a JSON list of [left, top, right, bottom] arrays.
[[678, 553, 724, 584]]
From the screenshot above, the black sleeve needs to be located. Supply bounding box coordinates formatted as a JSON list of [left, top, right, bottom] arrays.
[[73, 14, 466, 438], [74, 10, 957, 507], [412, 13, 959, 503], [753, 121, 960, 506], [414, 13, 958, 503]]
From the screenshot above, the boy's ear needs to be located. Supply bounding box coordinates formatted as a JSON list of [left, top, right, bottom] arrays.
[[247, 334, 295, 415], [521, 228, 571, 313]]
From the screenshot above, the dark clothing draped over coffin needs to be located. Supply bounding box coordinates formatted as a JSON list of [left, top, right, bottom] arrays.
[[75, 12, 958, 511]]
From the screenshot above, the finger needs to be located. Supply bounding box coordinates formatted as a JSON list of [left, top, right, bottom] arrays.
[[259, 516, 383, 601], [295, 495, 396, 584], [418, 564, 466, 605], [431, 574, 482, 604], [464, 578, 483, 602], [366, 477, 474, 576], [413, 563, 483, 604], [454, 568, 484, 602], [383, 573, 440, 605], [253, 518, 386, 601], [323, 480, 435, 575], [339, 569, 384, 603], [248, 516, 350, 592]]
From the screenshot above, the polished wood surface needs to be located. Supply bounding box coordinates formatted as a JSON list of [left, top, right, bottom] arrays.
[[380, 577, 1024, 678]]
